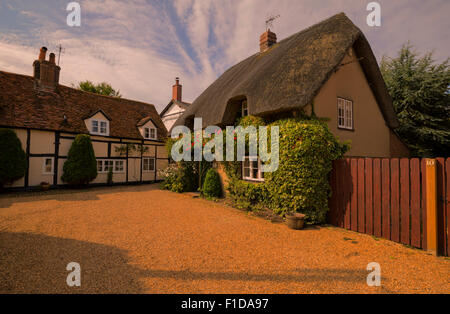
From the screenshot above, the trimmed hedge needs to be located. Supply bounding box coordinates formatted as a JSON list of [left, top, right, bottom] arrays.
[[61, 134, 98, 185], [202, 168, 222, 198], [0, 129, 27, 187]]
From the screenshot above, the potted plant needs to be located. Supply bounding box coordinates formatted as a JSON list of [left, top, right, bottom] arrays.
[[40, 181, 51, 191], [285, 212, 306, 230]]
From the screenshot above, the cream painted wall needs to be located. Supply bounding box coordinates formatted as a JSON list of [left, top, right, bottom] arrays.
[[30, 130, 54, 154], [5, 127, 168, 189], [157, 146, 168, 159], [313, 47, 391, 157], [92, 141, 108, 157], [28, 156, 54, 186]]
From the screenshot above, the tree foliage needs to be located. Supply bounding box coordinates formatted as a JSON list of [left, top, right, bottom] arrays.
[[61, 134, 98, 185], [76, 80, 122, 97], [381, 43, 450, 157], [0, 129, 27, 187]]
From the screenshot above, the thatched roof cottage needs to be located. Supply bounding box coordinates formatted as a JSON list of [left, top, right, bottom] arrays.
[[174, 13, 409, 158]]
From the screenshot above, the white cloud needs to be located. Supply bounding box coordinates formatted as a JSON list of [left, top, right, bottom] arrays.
[[0, 0, 448, 112]]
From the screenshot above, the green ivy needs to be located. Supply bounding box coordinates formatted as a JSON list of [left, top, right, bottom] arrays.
[[223, 117, 349, 224]]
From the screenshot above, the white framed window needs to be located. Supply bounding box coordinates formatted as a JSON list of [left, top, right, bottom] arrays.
[[97, 160, 125, 173], [43, 157, 54, 174], [91, 119, 109, 136], [144, 127, 157, 140], [142, 157, 155, 172], [337, 98, 353, 130], [114, 160, 124, 173], [242, 156, 264, 182], [242, 100, 248, 117]]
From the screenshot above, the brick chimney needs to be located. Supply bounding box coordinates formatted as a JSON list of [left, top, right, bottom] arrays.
[[33, 47, 60, 92], [260, 29, 277, 53], [172, 77, 182, 102]]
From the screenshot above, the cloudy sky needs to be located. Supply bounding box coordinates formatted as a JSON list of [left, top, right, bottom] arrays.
[[0, 0, 448, 112]]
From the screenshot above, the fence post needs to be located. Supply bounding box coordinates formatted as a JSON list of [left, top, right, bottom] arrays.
[[426, 159, 438, 255]]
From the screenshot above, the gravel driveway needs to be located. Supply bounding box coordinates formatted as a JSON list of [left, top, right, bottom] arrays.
[[0, 184, 448, 294]]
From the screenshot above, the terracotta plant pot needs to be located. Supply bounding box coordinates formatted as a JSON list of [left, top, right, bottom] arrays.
[[40, 183, 51, 191], [285, 213, 306, 230]]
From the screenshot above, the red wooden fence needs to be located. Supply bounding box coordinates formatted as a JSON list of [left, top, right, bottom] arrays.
[[328, 158, 449, 256]]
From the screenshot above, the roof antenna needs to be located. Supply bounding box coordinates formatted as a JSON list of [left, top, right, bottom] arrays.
[[57, 44, 65, 66], [265, 14, 280, 31]]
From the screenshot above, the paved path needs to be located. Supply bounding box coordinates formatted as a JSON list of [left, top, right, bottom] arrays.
[[0, 185, 448, 293]]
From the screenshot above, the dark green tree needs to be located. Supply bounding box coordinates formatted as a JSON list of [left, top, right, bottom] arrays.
[[61, 134, 98, 185], [76, 80, 122, 97], [202, 168, 222, 198], [381, 43, 450, 157], [0, 129, 27, 187]]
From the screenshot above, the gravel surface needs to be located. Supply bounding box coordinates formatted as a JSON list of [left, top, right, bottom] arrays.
[[0, 184, 448, 294]]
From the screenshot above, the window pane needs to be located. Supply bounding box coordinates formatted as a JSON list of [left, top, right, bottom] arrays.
[[92, 120, 98, 132], [100, 122, 106, 133], [149, 158, 155, 171], [45, 158, 52, 173], [150, 129, 156, 139], [97, 161, 103, 172], [244, 158, 250, 167], [244, 167, 250, 178], [143, 159, 149, 171], [252, 168, 259, 179], [251, 160, 258, 169]]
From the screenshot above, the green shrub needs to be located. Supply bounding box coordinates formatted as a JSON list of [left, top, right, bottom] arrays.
[[0, 129, 27, 187], [61, 134, 97, 185], [222, 117, 349, 224], [227, 179, 267, 210], [202, 168, 222, 198], [264, 119, 349, 223], [160, 163, 184, 193]]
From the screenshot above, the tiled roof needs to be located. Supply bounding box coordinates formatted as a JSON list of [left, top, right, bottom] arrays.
[[0, 71, 167, 140]]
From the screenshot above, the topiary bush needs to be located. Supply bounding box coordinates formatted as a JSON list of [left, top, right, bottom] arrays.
[[61, 134, 98, 185], [0, 129, 27, 187], [202, 168, 222, 198]]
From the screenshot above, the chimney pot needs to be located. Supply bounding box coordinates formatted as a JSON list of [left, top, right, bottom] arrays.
[[172, 77, 182, 102], [38, 47, 48, 62], [49, 53, 56, 64]]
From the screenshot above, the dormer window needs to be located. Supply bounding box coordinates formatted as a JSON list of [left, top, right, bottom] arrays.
[[91, 119, 109, 136], [144, 127, 157, 140]]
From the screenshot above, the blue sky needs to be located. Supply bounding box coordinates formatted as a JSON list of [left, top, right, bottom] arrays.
[[0, 0, 449, 112]]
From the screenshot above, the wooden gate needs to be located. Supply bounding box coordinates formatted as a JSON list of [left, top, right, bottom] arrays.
[[328, 158, 449, 256]]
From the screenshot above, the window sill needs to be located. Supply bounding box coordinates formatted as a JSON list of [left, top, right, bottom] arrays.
[[242, 178, 265, 183], [337, 127, 355, 132]]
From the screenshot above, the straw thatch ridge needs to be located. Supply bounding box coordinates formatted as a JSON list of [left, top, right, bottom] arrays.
[[174, 13, 399, 129]]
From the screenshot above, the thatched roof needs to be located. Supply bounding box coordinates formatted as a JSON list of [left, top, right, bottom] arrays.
[[174, 13, 399, 129]]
